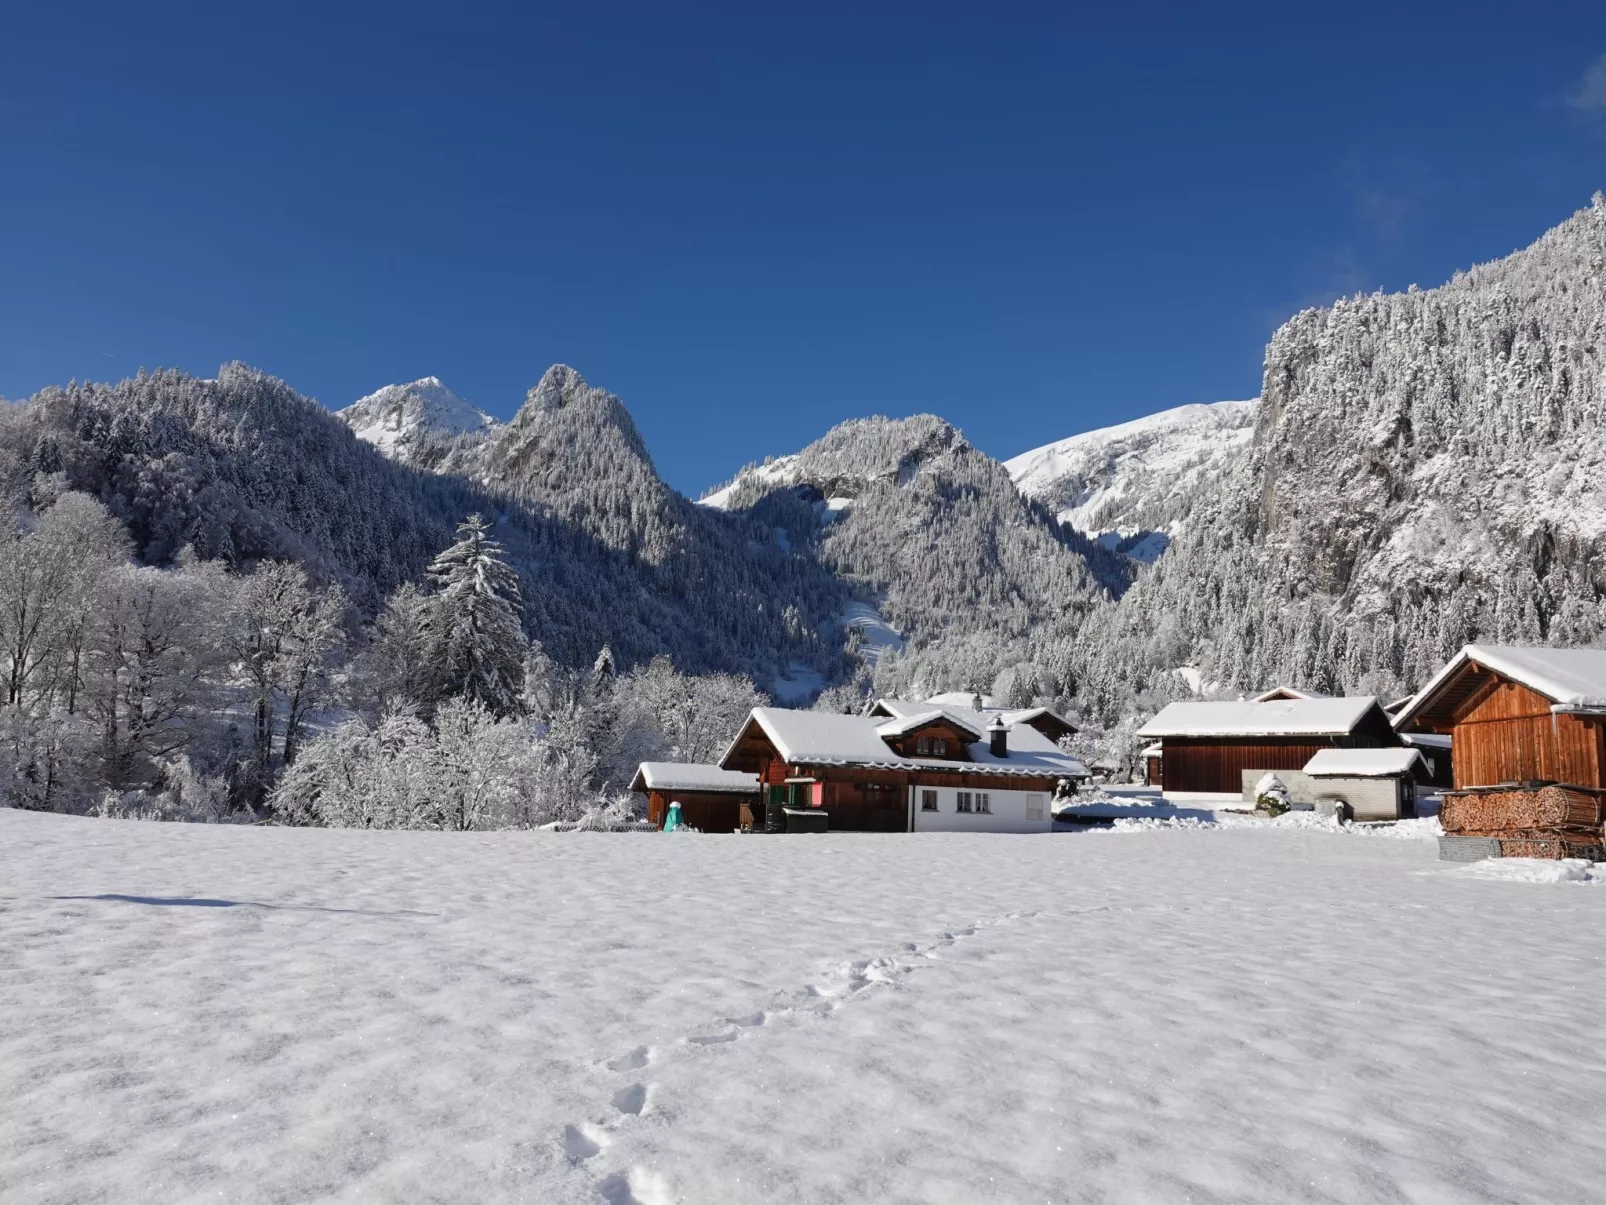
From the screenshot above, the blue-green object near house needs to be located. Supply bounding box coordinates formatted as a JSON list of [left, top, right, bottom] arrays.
[[664, 801, 684, 832]]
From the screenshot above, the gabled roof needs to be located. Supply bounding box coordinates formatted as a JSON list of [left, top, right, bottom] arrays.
[[1302, 748, 1426, 778], [996, 705, 1078, 735], [1393, 645, 1606, 731], [722, 707, 1087, 780], [871, 697, 1076, 739], [1138, 696, 1384, 739], [629, 763, 760, 794], [1252, 687, 1331, 702], [873, 710, 985, 740], [925, 690, 1000, 709]]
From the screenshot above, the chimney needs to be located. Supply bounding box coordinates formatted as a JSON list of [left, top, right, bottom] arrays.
[[972, 691, 984, 712], [988, 716, 1008, 758]]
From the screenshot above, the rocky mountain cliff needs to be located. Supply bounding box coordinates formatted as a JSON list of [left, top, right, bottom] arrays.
[[1068, 193, 1606, 727]]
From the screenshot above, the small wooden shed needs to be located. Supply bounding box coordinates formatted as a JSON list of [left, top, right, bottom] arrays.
[[1301, 747, 1427, 821], [1140, 742, 1163, 787], [629, 762, 761, 832]]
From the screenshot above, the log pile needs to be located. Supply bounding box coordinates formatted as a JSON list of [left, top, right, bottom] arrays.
[[1440, 784, 1606, 860]]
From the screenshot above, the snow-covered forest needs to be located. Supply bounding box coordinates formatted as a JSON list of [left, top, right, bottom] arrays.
[[0, 483, 764, 824], [6, 195, 1606, 811]]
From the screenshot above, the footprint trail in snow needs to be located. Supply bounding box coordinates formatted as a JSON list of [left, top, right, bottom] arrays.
[[560, 907, 1044, 1201]]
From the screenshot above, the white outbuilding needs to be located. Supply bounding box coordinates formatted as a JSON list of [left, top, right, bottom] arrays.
[[1300, 747, 1427, 821]]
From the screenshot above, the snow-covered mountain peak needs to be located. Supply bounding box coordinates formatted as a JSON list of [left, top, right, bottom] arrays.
[[339, 377, 498, 463], [1005, 399, 1257, 562]]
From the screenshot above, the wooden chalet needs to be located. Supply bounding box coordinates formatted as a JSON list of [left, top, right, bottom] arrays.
[[871, 696, 1079, 744], [718, 705, 1088, 832], [629, 762, 760, 831], [1391, 645, 1606, 790], [1137, 696, 1399, 797]]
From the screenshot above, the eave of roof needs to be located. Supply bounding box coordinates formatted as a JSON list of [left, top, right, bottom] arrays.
[[1392, 645, 1606, 731]]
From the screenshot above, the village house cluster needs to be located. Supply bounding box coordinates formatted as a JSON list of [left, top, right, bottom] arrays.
[[631, 644, 1606, 857]]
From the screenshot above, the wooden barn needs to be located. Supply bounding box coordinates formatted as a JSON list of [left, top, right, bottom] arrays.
[[1390, 645, 1606, 789], [1136, 697, 1400, 798], [717, 706, 1087, 833], [629, 762, 760, 832]]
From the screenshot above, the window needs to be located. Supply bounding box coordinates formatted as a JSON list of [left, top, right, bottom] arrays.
[[975, 793, 991, 814], [956, 791, 973, 813], [933, 739, 947, 757], [921, 789, 939, 812], [1025, 794, 1044, 821], [916, 736, 931, 755]]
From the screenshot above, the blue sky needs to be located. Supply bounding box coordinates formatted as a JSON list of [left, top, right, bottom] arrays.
[[4, 3, 1606, 495]]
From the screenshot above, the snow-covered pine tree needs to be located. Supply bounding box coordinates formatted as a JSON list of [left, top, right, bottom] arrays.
[[426, 515, 527, 717]]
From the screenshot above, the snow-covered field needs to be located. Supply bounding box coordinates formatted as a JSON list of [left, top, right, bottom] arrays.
[[5, 811, 1606, 1204]]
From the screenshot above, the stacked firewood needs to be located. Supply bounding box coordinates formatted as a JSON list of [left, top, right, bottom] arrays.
[[1440, 784, 1606, 859]]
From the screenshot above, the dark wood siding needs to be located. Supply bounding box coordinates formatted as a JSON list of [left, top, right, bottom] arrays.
[[1450, 680, 1605, 789], [646, 789, 754, 832], [1161, 738, 1338, 794]]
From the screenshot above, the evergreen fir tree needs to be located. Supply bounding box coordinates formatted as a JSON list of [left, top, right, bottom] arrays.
[[425, 514, 526, 717]]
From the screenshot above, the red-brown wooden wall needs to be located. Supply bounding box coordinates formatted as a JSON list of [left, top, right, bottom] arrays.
[[1450, 680, 1605, 789], [1161, 738, 1337, 794]]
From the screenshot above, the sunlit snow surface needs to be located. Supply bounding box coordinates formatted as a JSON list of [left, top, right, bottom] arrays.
[[6, 810, 1606, 1204]]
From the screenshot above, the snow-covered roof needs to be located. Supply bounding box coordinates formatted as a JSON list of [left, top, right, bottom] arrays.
[[1252, 687, 1331, 702], [997, 705, 1077, 732], [872, 697, 1074, 737], [1399, 731, 1451, 750], [874, 710, 985, 739], [869, 699, 986, 739], [629, 763, 760, 794], [1393, 645, 1606, 729], [1139, 743, 1163, 758], [1137, 696, 1383, 739], [925, 690, 1000, 710], [725, 708, 1086, 780], [1302, 748, 1426, 778]]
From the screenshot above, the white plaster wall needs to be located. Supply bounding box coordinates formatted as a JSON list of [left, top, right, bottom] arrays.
[[908, 784, 1053, 833]]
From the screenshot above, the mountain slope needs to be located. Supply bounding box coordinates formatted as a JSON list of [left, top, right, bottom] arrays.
[[2, 365, 850, 684], [700, 414, 1128, 701], [1005, 399, 1257, 563], [338, 377, 499, 470], [1069, 193, 1606, 722]]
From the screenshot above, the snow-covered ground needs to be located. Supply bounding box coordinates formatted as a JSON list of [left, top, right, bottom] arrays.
[[6, 810, 1606, 1204]]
